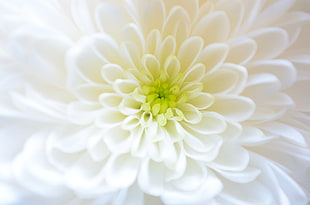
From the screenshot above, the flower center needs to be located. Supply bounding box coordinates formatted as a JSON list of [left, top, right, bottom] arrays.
[[140, 75, 188, 126]]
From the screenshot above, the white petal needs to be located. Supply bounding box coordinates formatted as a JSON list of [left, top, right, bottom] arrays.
[[164, 56, 181, 79], [87, 135, 110, 162], [65, 153, 105, 190], [121, 41, 143, 69], [121, 115, 140, 130], [286, 80, 310, 112], [184, 135, 223, 162], [92, 34, 128, 66], [226, 37, 257, 64], [218, 181, 273, 205], [215, 0, 244, 35], [183, 63, 206, 83], [188, 92, 214, 110], [177, 36, 204, 71], [261, 122, 307, 147], [105, 154, 139, 188], [96, 109, 125, 127], [142, 54, 161, 80], [50, 126, 94, 153], [243, 73, 281, 100], [120, 23, 145, 52], [71, 0, 97, 33], [208, 96, 255, 122], [165, 144, 187, 180], [75, 84, 109, 102], [248, 59, 297, 89], [198, 43, 229, 73], [255, 0, 295, 28], [9, 26, 71, 86], [210, 143, 249, 171], [99, 93, 122, 108], [162, 6, 190, 42], [66, 36, 105, 84], [203, 63, 247, 95], [67, 101, 100, 125], [95, 2, 132, 37], [134, 0, 165, 34], [239, 126, 275, 146], [146, 29, 161, 54], [113, 79, 139, 95], [131, 128, 150, 157], [171, 160, 206, 191], [101, 64, 125, 84], [158, 137, 178, 168], [138, 159, 165, 196], [217, 167, 261, 183], [164, 0, 199, 21], [197, 43, 229, 71], [119, 97, 141, 115], [104, 126, 133, 153], [183, 112, 227, 135], [13, 135, 65, 197], [165, 120, 185, 142], [178, 103, 202, 124], [162, 171, 222, 204], [158, 36, 176, 63], [250, 27, 289, 60], [193, 11, 230, 44]]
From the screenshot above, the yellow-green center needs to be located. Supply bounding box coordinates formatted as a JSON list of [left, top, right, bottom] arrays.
[[140, 76, 188, 126]]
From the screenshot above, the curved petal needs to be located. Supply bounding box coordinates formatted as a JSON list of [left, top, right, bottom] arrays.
[[178, 103, 202, 124], [120, 23, 145, 52], [215, 0, 244, 35], [286, 80, 310, 112], [203, 63, 247, 95], [188, 92, 214, 110], [142, 54, 161, 80], [162, 6, 191, 41], [99, 93, 122, 108], [161, 171, 222, 204], [182, 112, 227, 135], [193, 11, 230, 44], [134, 0, 165, 35], [197, 43, 229, 72], [67, 101, 100, 125], [218, 181, 273, 205], [95, 2, 132, 37], [208, 96, 255, 122], [101, 64, 125, 84], [113, 79, 139, 95], [164, 56, 181, 79], [226, 37, 257, 64], [210, 143, 249, 172], [183, 63, 206, 83], [260, 122, 307, 147], [248, 60, 297, 89], [250, 27, 289, 60], [104, 126, 133, 153], [177, 36, 204, 71], [105, 154, 139, 188], [119, 97, 141, 115], [158, 35, 176, 63], [216, 167, 261, 183], [171, 159, 206, 191], [243, 73, 281, 100], [95, 109, 126, 127], [75, 84, 109, 102], [138, 159, 165, 196]]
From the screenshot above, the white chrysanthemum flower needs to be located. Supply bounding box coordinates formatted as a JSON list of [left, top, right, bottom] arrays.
[[0, 0, 310, 204]]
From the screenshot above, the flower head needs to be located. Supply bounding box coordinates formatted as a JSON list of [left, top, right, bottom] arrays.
[[0, 0, 310, 204]]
